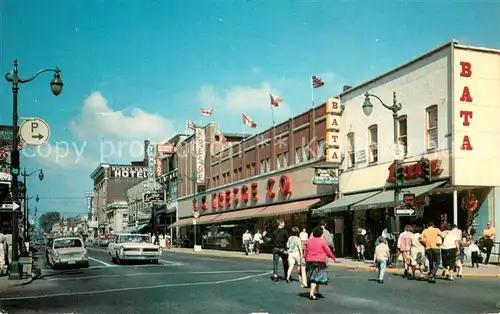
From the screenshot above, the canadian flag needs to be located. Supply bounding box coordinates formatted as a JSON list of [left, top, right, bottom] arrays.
[[218, 129, 227, 146], [270, 93, 283, 107], [200, 108, 214, 116], [242, 113, 257, 128]]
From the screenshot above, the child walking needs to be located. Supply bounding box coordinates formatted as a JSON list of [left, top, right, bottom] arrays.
[[469, 239, 481, 268]]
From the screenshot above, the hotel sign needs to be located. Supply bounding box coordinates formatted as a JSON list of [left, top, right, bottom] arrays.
[[325, 98, 342, 163], [110, 166, 147, 178]]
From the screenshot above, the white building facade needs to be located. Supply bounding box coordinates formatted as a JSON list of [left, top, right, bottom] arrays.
[[315, 41, 500, 257]]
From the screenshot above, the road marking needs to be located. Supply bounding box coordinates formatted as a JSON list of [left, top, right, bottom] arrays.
[[40, 263, 184, 274], [42, 269, 270, 281], [0, 271, 272, 300], [88, 257, 113, 267], [159, 259, 182, 264]]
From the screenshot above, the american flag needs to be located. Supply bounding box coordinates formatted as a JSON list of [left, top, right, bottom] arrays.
[[242, 113, 257, 128], [200, 108, 214, 116], [187, 121, 196, 130], [312, 75, 325, 88], [270, 93, 283, 107]]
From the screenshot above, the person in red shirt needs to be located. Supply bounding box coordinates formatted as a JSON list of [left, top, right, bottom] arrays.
[[304, 226, 336, 300]]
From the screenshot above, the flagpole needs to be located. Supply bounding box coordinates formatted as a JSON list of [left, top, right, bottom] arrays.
[[310, 75, 316, 153]]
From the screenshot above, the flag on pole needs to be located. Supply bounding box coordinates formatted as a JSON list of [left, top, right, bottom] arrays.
[[200, 108, 214, 116], [312, 75, 325, 88], [242, 113, 257, 128], [187, 121, 197, 130], [217, 128, 227, 146], [270, 93, 283, 107]]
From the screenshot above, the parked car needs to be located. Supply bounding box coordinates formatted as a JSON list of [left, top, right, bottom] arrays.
[[45, 236, 89, 269], [108, 234, 161, 264]]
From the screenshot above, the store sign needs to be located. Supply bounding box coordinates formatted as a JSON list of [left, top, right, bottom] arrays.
[[312, 167, 339, 185], [325, 98, 343, 163], [155, 157, 163, 177], [386, 159, 443, 183], [0, 172, 11, 182], [157, 143, 175, 154], [209, 175, 292, 210], [195, 128, 206, 184], [109, 166, 147, 178]]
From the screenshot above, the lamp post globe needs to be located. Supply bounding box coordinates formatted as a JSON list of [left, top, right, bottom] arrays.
[[35, 195, 40, 202], [50, 70, 63, 96], [362, 93, 374, 116], [38, 170, 44, 181]]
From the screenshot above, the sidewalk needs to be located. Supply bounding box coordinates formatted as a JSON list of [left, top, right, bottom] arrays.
[[0, 254, 40, 291], [165, 247, 500, 278]]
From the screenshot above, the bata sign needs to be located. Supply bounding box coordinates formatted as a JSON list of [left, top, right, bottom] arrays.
[[325, 98, 343, 163], [110, 166, 147, 178], [195, 128, 206, 184], [386, 159, 443, 183]]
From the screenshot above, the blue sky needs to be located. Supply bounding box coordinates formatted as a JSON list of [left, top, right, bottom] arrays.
[[0, 0, 498, 219]]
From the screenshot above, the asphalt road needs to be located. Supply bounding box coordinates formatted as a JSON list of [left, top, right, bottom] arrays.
[[0, 247, 499, 314]]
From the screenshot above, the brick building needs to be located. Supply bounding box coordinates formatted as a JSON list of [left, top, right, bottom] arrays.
[[169, 101, 341, 252]]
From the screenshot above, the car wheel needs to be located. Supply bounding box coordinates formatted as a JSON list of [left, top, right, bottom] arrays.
[[83, 262, 90, 268], [115, 253, 121, 265], [151, 259, 159, 264]]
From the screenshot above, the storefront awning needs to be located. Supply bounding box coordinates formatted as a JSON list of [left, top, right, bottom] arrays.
[[132, 223, 149, 233], [312, 191, 381, 216], [351, 180, 448, 211], [210, 206, 267, 224], [168, 213, 222, 228], [254, 198, 320, 218]]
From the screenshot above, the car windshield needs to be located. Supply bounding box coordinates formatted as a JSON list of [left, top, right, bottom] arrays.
[[53, 239, 83, 249], [119, 235, 150, 243]]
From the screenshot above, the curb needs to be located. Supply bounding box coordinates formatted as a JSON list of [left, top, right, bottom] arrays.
[[0, 277, 33, 291], [167, 250, 500, 278]]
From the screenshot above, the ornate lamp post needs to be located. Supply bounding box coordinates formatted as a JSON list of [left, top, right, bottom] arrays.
[[5, 60, 63, 280], [21, 168, 43, 243], [362, 91, 403, 233]]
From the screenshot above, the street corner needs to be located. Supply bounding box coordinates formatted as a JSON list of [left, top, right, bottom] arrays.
[[0, 277, 33, 292]]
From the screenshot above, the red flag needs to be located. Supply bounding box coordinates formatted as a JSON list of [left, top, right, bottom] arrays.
[[242, 113, 257, 128], [270, 93, 283, 107]]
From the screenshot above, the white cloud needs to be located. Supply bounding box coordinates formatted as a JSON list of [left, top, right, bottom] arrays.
[[70, 91, 176, 142], [197, 83, 292, 119], [22, 142, 96, 170], [251, 67, 261, 74]]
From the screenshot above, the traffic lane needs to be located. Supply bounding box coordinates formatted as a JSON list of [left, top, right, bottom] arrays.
[[1, 268, 498, 314]]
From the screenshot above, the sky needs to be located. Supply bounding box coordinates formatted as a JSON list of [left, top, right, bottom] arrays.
[[0, 0, 498, 220]]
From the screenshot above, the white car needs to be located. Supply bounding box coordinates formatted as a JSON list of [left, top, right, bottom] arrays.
[[46, 236, 89, 269], [108, 234, 161, 264]]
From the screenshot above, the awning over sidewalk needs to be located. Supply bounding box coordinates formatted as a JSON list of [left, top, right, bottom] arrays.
[[312, 191, 381, 216], [211, 206, 267, 224], [254, 198, 320, 218], [168, 213, 221, 228], [351, 180, 448, 211]]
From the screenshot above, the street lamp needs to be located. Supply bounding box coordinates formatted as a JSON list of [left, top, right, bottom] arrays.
[[21, 167, 43, 250], [362, 91, 403, 233], [5, 59, 62, 280], [176, 173, 199, 251]]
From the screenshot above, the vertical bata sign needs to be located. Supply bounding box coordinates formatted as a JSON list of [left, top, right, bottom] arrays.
[[325, 98, 343, 163], [452, 48, 500, 186], [195, 128, 206, 184]]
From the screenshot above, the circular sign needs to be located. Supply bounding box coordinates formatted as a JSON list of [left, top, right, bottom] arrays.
[[193, 211, 200, 219], [19, 118, 50, 146]]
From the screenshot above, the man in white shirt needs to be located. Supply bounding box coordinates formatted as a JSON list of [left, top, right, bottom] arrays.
[[242, 230, 252, 255]]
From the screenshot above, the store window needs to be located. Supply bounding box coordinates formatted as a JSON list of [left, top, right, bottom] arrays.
[[346, 132, 355, 168], [397, 115, 408, 156], [295, 147, 303, 164], [304, 144, 310, 160], [317, 139, 325, 158], [368, 124, 378, 163], [426, 105, 438, 150], [277, 154, 282, 169]]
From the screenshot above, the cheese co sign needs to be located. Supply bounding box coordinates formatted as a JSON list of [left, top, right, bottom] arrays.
[[205, 175, 293, 210]]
